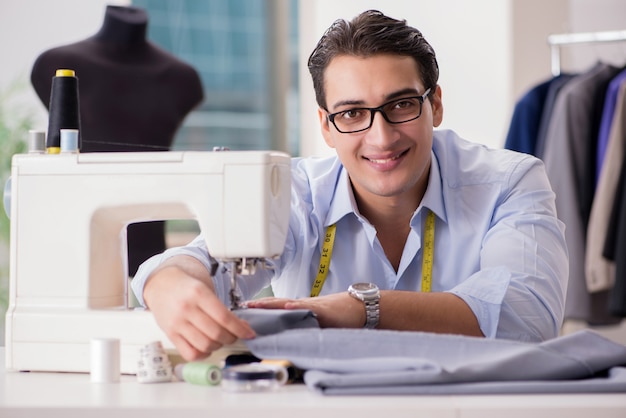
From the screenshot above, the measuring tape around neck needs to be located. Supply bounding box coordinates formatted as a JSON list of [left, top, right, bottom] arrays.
[[310, 210, 435, 296], [421, 210, 435, 293], [310, 224, 337, 297]]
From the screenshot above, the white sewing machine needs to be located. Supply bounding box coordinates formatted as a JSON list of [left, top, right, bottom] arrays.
[[4, 150, 291, 374]]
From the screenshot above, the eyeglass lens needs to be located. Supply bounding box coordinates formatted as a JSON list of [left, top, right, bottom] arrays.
[[330, 95, 426, 134]]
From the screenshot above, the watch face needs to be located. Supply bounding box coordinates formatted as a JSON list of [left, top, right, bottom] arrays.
[[350, 282, 379, 296]]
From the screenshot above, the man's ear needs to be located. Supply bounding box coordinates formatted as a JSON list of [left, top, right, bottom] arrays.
[[431, 85, 444, 128], [318, 107, 336, 148]]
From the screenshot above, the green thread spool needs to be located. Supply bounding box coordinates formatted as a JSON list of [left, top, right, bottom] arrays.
[[175, 362, 222, 386]]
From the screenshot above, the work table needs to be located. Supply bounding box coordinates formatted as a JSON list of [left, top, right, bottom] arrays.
[[1, 349, 625, 418]]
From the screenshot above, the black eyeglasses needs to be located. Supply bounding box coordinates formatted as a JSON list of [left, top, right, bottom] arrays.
[[327, 88, 432, 134]]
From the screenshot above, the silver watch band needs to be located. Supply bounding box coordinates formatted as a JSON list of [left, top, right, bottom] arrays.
[[348, 282, 380, 329], [363, 297, 380, 329]]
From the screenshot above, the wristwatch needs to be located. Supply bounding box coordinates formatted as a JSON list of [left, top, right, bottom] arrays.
[[348, 282, 380, 329]]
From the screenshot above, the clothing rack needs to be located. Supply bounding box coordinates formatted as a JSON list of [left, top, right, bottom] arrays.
[[548, 29, 626, 76]]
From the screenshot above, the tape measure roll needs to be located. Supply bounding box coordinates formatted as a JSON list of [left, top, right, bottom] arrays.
[[136, 341, 173, 383]]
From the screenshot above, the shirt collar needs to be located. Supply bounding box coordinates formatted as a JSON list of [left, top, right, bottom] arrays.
[[420, 151, 448, 224], [325, 166, 355, 227], [324, 152, 449, 227]]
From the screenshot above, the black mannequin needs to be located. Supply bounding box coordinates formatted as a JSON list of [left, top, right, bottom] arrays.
[[31, 5, 205, 276]]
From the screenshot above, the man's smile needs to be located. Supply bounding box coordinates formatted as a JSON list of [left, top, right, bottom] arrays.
[[363, 149, 409, 165]]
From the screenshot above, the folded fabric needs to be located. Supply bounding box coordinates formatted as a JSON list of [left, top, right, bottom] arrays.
[[244, 328, 626, 395]]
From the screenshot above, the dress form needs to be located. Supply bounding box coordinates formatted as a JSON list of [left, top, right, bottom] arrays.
[[31, 5, 205, 276]]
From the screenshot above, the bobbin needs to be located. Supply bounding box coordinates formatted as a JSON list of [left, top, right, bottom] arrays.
[[221, 363, 288, 392]]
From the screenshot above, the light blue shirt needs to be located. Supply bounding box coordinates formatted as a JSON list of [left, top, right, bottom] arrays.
[[132, 129, 568, 342]]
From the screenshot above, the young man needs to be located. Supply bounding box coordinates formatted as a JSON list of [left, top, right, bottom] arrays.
[[132, 10, 568, 361]]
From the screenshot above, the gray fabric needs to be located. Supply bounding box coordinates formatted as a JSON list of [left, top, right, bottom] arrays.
[[305, 367, 626, 395], [234, 308, 319, 335], [244, 328, 626, 395]]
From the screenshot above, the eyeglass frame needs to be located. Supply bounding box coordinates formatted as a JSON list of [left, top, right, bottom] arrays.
[[325, 88, 432, 134]]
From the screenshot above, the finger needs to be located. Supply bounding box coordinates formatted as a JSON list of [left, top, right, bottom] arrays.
[[246, 297, 291, 309], [196, 292, 256, 340], [180, 279, 256, 340], [169, 331, 208, 362], [176, 316, 228, 356]]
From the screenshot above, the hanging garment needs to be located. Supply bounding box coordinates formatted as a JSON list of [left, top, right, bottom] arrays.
[[505, 77, 554, 155], [586, 82, 626, 294], [542, 62, 622, 325], [595, 68, 626, 184], [535, 74, 576, 159], [603, 145, 626, 316]]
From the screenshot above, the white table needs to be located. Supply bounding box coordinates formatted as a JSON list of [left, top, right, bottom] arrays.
[[1, 348, 625, 418]]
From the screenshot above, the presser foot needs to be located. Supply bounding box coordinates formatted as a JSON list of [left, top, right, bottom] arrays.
[[229, 288, 245, 311]]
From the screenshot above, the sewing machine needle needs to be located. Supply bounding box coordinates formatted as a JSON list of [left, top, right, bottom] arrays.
[[228, 265, 241, 310]]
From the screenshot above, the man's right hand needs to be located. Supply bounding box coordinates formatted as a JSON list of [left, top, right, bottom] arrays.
[[142, 256, 256, 361]]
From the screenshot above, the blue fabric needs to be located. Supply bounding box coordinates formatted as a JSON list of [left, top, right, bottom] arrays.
[[234, 308, 319, 336], [505, 77, 554, 155], [244, 328, 626, 395]]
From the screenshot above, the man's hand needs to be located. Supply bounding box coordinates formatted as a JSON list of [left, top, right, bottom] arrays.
[[245, 293, 367, 328], [247, 290, 484, 337], [143, 256, 256, 361]]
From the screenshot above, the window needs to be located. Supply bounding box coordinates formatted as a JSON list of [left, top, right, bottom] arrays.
[[132, 0, 299, 154]]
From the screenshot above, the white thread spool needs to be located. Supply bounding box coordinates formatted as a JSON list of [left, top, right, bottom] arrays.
[[60, 128, 79, 153], [90, 338, 120, 383]]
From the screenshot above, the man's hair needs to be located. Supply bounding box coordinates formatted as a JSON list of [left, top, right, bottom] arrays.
[[308, 9, 439, 109]]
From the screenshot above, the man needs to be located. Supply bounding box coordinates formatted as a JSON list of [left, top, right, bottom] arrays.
[[132, 10, 568, 361]]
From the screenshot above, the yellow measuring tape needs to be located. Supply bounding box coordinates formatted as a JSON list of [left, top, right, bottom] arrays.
[[421, 210, 435, 293], [310, 224, 337, 297], [310, 210, 435, 296]]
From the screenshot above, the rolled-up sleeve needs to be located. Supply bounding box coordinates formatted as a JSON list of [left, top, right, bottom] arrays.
[[131, 235, 273, 307], [131, 235, 214, 306], [479, 158, 568, 341], [442, 154, 568, 342]]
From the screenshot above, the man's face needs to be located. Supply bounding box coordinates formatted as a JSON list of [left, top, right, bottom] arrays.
[[319, 54, 443, 206]]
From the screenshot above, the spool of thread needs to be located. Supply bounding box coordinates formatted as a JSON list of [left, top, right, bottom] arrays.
[[90, 338, 120, 383], [223, 353, 261, 367], [221, 363, 288, 392], [60, 129, 79, 153], [261, 359, 303, 383], [46, 69, 81, 154], [174, 362, 222, 386], [28, 130, 46, 154]]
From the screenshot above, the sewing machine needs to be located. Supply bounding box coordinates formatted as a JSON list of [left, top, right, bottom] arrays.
[[4, 150, 291, 374]]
